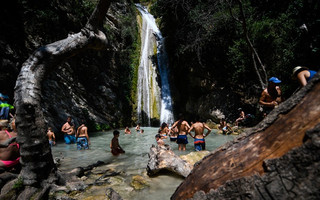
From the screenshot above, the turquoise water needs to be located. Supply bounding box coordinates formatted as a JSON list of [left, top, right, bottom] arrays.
[[52, 127, 235, 199]]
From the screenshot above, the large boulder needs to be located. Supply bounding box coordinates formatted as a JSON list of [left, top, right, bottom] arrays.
[[147, 145, 193, 178]]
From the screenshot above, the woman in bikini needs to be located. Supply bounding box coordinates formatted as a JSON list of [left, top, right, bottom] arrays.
[[0, 120, 20, 168]]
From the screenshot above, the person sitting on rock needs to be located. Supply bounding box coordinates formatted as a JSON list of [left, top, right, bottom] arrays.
[[292, 66, 317, 87], [219, 118, 232, 135], [110, 130, 125, 156], [235, 108, 246, 127], [0, 120, 20, 169], [259, 77, 282, 117]]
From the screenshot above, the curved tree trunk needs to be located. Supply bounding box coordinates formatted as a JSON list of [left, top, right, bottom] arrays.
[[171, 72, 320, 199], [14, 0, 112, 186]]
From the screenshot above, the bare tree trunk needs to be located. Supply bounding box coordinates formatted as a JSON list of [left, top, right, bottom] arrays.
[[237, 0, 267, 87], [14, 0, 112, 186], [227, 0, 268, 89]]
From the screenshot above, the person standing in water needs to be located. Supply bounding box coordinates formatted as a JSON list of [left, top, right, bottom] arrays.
[[155, 134, 165, 146], [47, 127, 56, 147], [135, 123, 141, 132], [61, 116, 76, 144], [76, 120, 90, 150], [188, 117, 212, 151], [124, 127, 131, 134], [110, 130, 125, 156], [171, 114, 190, 151], [159, 122, 169, 138]]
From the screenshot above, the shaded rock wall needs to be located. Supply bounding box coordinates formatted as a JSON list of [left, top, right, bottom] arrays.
[[0, 0, 138, 135]]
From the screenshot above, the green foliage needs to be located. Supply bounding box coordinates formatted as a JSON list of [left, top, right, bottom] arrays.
[[152, 0, 320, 101], [95, 123, 111, 131]]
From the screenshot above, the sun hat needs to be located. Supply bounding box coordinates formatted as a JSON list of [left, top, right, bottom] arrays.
[[292, 66, 309, 79], [268, 77, 281, 84]]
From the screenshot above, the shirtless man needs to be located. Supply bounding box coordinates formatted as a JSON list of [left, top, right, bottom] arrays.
[[47, 127, 56, 147], [0, 120, 20, 168], [76, 121, 90, 150], [188, 118, 211, 151], [259, 77, 282, 117], [61, 116, 76, 144], [171, 114, 190, 151]]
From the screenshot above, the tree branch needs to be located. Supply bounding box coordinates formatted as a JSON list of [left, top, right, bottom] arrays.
[[14, 0, 112, 186]]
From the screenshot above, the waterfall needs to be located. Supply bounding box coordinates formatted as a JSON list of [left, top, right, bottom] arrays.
[[136, 4, 174, 126]]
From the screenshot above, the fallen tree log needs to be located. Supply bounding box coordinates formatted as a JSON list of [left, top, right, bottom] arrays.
[[172, 71, 320, 199]]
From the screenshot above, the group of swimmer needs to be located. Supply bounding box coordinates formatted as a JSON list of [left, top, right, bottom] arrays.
[[0, 66, 317, 171], [155, 114, 212, 151], [47, 116, 91, 150]]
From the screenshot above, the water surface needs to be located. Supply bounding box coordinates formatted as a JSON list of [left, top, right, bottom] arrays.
[[52, 127, 236, 199]]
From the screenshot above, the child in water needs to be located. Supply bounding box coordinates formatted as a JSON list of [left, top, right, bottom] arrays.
[[155, 134, 165, 146], [110, 130, 125, 156], [47, 127, 56, 147]]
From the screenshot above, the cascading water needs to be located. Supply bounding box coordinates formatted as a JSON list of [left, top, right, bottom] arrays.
[[136, 4, 174, 126]]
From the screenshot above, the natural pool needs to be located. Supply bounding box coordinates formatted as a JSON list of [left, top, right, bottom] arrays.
[[52, 127, 236, 200]]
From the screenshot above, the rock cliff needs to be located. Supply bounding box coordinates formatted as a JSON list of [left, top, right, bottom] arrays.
[[0, 0, 138, 135]]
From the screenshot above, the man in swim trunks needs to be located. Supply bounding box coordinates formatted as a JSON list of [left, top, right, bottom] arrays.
[[188, 117, 211, 151], [47, 127, 56, 147], [171, 114, 190, 151], [61, 116, 76, 144], [76, 120, 90, 150], [0, 120, 20, 168]]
